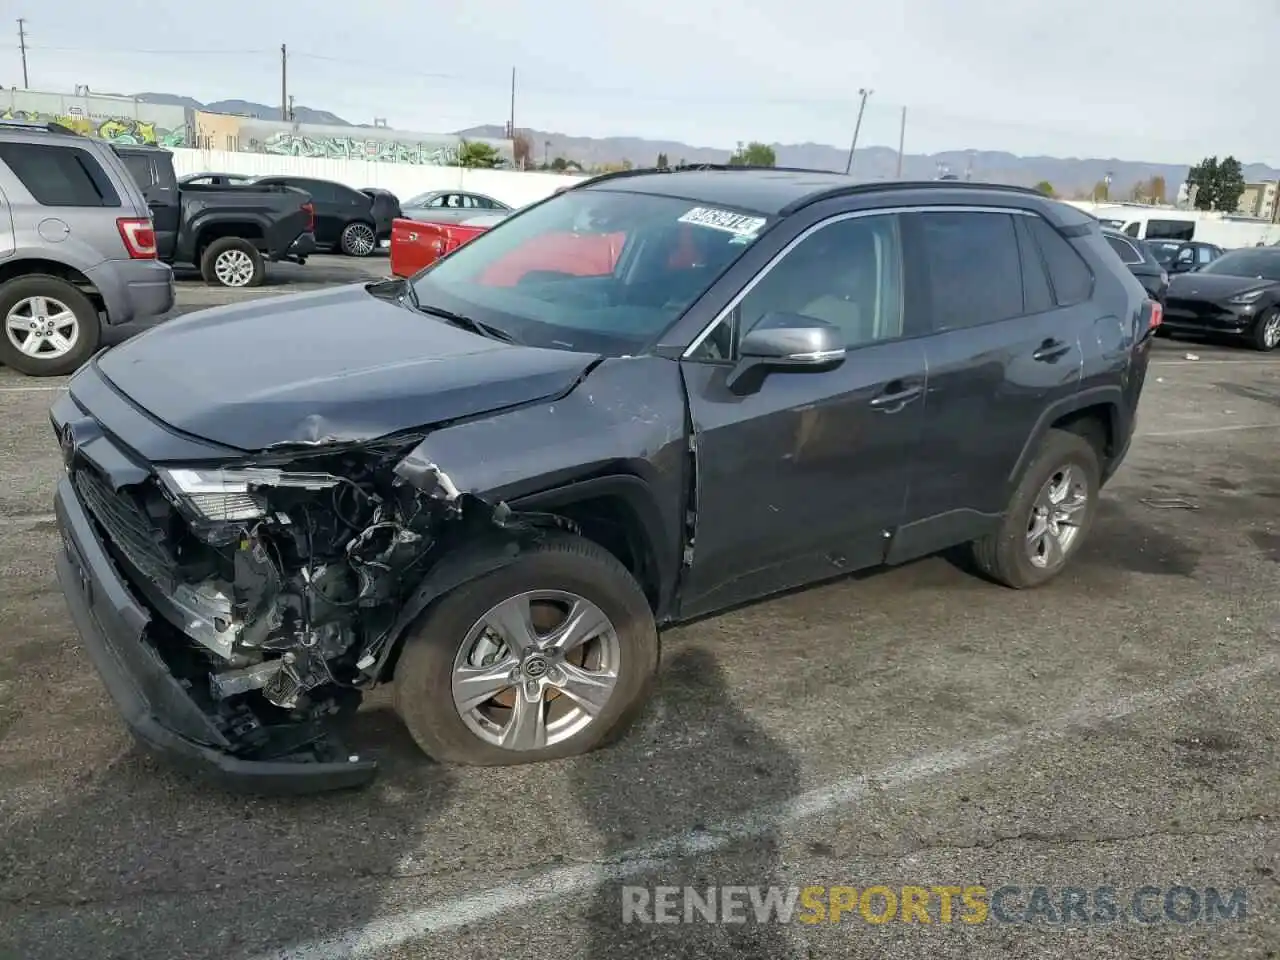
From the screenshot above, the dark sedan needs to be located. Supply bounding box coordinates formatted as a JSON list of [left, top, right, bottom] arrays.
[[1146, 239, 1224, 275], [1163, 247, 1280, 350], [1102, 229, 1168, 304]]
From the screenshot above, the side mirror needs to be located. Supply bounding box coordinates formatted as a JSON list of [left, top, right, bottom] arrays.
[[727, 312, 845, 394]]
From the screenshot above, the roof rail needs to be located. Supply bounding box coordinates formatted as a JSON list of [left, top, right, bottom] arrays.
[[561, 162, 850, 192], [777, 178, 1048, 215], [0, 119, 82, 136]]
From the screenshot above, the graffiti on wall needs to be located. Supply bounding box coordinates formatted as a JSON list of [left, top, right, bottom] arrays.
[[0, 108, 190, 146], [259, 131, 462, 166]]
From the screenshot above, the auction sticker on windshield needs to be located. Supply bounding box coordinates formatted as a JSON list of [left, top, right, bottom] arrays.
[[678, 206, 768, 238]]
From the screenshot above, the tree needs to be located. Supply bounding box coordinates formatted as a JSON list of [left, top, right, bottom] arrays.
[[511, 130, 534, 170], [656, 152, 669, 169], [728, 141, 776, 167], [1033, 180, 1055, 197], [1091, 180, 1110, 203], [1186, 155, 1246, 212], [549, 156, 569, 172], [457, 139, 501, 169], [1147, 175, 1166, 204]]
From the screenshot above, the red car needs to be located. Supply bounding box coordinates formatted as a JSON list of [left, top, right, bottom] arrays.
[[389, 214, 502, 278]]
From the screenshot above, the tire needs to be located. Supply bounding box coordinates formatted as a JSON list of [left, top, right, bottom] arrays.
[[339, 221, 377, 257], [1249, 308, 1280, 352], [969, 428, 1102, 589], [394, 534, 660, 766], [200, 237, 265, 288], [0, 274, 101, 377]]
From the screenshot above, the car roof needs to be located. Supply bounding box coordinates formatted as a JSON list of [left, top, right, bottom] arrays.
[[572, 166, 1045, 216]]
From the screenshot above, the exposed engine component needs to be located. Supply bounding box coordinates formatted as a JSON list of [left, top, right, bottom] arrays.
[[126, 445, 468, 718]]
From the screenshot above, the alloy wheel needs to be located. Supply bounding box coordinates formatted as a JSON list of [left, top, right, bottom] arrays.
[[1026, 465, 1088, 569], [344, 223, 376, 256], [1263, 312, 1280, 349], [451, 590, 621, 751], [214, 249, 255, 287], [4, 295, 79, 359]]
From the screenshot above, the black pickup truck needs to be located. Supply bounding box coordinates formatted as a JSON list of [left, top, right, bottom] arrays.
[[114, 145, 317, 288]]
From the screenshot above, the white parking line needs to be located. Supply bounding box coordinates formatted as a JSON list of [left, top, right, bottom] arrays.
[[0, 385, 66, 393], [1141, 422, 1280, 438], [0, 513, 55, 528], [1151, 358, 1279, 366], [256, 653, 1280, 960]]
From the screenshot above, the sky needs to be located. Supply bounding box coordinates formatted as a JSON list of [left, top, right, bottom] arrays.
[[10, 0, 1278, 166]]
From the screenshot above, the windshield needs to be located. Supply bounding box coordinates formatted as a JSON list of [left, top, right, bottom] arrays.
[[409, 188, 771, 353], [1198, 249, 1280, 281]]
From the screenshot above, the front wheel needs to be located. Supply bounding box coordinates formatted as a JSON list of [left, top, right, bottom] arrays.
[[339, 221, 377, 257], [969, 429, 1101, 588], [0, 274, 101, 377], [394, 534, 659, 765], [1249, 308, 1280, 351]]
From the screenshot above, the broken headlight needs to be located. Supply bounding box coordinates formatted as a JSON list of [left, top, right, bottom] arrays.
[[157, 467, 343, 522]]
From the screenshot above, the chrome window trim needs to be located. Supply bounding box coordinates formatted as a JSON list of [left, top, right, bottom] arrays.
[[681, 204, 1036, 360]]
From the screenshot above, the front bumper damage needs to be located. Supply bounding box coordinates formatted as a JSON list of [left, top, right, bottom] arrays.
[[54, 477, 378, 794]]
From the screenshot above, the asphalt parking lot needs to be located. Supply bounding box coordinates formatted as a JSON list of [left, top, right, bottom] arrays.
[[0, 268, 1277, 959]]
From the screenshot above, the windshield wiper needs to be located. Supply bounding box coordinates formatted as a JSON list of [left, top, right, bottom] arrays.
[[413, 301, 518, 343]]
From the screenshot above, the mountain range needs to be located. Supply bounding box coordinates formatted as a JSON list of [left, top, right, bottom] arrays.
[[134, 93, 1280, 197]]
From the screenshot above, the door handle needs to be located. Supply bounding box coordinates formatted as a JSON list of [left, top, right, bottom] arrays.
[[1032, 339, 1071, 362], [869, 383, 923, 410]]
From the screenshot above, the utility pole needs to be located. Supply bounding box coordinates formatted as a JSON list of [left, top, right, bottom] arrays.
[[894, 106, 906, 178], [844, 88, 872, 177], [288, 94, 295, 122], [508, 68, 516, 136], [280, 44, 288, 121], [17, 18, 29, 89]]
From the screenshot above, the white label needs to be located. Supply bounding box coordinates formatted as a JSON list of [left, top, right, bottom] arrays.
[[677, 206, 767, 238]]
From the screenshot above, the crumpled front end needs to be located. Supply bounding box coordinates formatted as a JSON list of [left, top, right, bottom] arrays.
[[51, 390, 496, 793]]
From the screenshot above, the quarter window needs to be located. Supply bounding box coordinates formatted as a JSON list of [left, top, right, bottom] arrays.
[[734, 214, 903, 350], [1025, 216, 1094, 306], [1104, 234, 1143, 265], [916, 211, 1023, 331]]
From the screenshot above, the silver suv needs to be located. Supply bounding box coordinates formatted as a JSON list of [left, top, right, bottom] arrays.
[[0, 120, 175, 376]]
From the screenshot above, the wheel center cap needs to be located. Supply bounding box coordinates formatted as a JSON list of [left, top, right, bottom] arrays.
[[522, 655, 549, 679]]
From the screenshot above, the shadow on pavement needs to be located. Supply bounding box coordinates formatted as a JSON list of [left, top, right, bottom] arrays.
[[572, 646, 802, 958], [0, 704, 454, 960]]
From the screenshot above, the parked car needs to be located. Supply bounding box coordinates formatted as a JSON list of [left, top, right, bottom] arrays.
[[51, 170, 1155, 790], [1163, 246, 1280, 350], [400, 189, 512, 224], [178, 172, 257, 187], [114, 146, 317, 288], [361, 186, 403, 246], [1145, 239, 1224, 275], [251, 176, 392, 256], [389, 212, 509, 277], [0, 119, 174, 376], [1102, 228, 1168, 304]]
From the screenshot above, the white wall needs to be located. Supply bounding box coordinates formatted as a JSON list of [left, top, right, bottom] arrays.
[[167, 148, 585, 209]]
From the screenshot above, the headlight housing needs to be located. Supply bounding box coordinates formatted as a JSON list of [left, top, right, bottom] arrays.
[[1229, 288, 1268, 305], [157, 467, 342, 522]]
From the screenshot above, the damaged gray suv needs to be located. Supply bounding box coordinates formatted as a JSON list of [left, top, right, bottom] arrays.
[[52, 168, 1156, 791]]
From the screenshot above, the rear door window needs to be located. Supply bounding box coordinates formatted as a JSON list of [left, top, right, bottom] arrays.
[[1146, 219, 1194, 241], [1025, 216, 1094, 305], [1014, 217, 1054, 314], [119, 153, 156, 190], [915, 210, 1024, 331], [0, 142, 121, 207]]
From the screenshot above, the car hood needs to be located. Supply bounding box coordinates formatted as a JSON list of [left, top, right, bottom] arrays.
[[1167, 273, 1279, 300], [95, 283, 600, 452]]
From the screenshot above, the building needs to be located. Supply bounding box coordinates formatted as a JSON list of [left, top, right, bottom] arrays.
[[0, 88, 513, 167], [1236, 181, 1279, 221]]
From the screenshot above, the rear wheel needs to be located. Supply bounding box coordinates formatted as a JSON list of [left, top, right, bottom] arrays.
[[200, 237, 265, 288], [1249, 308, 1280, 351], [970, 429, 1101, 588], [0, 275, 101, 377], [340, 221, 377, 257], [394, 534, 659, 765]]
